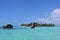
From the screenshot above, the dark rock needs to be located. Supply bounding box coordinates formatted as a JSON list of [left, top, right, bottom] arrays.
[[3, 26, 6, 28], [31, 26, 35, 29], [3, 24, 13, 29]]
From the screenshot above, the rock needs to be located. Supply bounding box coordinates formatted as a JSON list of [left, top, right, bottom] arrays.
[[31, 26, 35, 29], [3, 24, 13, 29]]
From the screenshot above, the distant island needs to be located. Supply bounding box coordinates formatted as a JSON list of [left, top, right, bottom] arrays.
[[21, 22, 55, 28], [1, 22, 55, 29], [3, 24, 13, 29]]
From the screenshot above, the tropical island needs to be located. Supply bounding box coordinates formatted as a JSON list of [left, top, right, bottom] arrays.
[[21, 22, 55, 28], [1, 22, 55, 29]]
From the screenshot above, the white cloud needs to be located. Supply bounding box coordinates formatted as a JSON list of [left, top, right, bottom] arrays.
[[51, 8, 60, 26], [51, 8, 60, 20], [37, 8, 60, 26]]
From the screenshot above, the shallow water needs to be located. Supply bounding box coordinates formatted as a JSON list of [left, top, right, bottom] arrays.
[[0, 27, 60, 40]]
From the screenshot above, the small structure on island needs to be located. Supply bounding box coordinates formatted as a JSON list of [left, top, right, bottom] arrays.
[[3, 24, 13, 29]]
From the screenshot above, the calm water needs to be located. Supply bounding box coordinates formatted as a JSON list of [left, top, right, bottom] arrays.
[[0, 27, 60, 40]]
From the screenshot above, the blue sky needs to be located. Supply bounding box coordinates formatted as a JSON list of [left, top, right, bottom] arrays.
[[0, 0, 60, 26]]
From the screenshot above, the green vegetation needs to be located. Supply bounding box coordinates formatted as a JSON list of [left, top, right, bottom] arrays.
[[21, 22, 55, 27]]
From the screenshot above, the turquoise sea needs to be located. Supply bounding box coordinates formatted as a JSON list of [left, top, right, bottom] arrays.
[[0, 27, 60, 40]]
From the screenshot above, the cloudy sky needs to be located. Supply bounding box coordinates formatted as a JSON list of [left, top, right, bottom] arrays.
[[38, 8, 60, 26], [0, 0, 60, 26]]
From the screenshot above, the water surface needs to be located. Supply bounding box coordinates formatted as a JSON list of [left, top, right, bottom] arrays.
[[0, 27, 60, 40]]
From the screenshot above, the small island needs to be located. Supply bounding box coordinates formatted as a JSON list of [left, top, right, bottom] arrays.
[[3, 24, 13, 29], [21, 22, 55, 28]]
